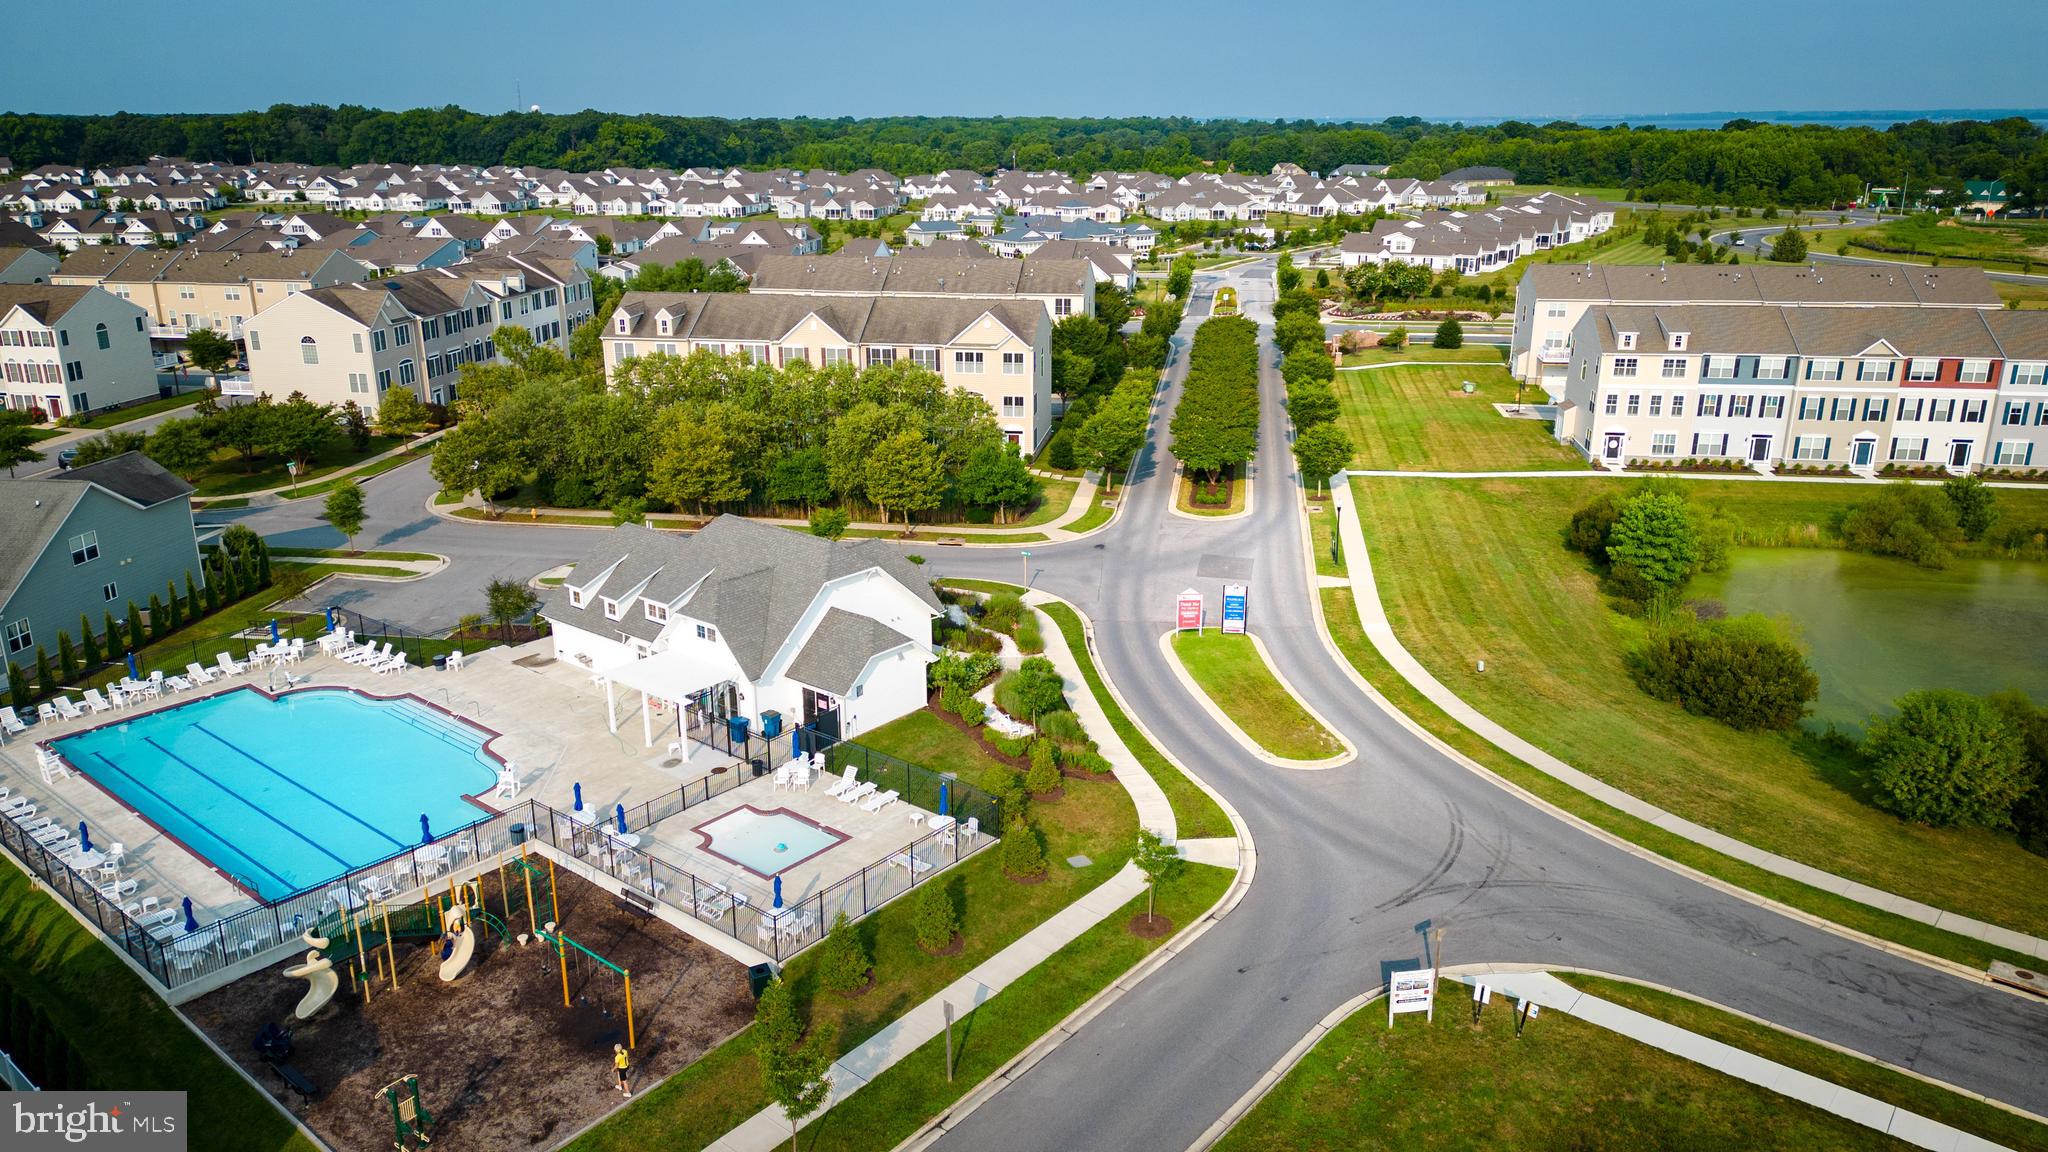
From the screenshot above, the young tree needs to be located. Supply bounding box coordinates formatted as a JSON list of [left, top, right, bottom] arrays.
[[8, 662, 28, 712], [125, 601, 144, 651], [1025, 739, 1061, 795], [374, 388, 433, 442], [78, 614, 100, 668], [0, 410, 44, 476], [56, 631, 77, 684], [819, 911, 872, 994], [957, 441, 1036, 523], [102, 611, 121, 656], [146, 593, 167, 640], [264, 394, 338, 474], [911, 878, 960, 952], [999, 816, 1047, 879], [758, 1007, 834, 1152], [1166, 255, 1194, 300], [1864, 690, 2030, 828], [184, 572, 201, 620], [144, 417, 215, 479], [1605, 490, 1702, 599], [1272, 311, 1326, 357], [1432, 317, 1464, 349], [163, 581, 183, 630], [33, 645, 54, 695], [1291, 423, 1355, 492], [1075, 392, 1147, 491], [1284, 384, 1341, 430], [1942, 474, 1998, 542], [337, 400, 372, 452], [323, 480, 367, 552], [864, 430, 944, 527], [808, 507, 850, 540], [1276, 252, 1301, 293], [72, 430, 148, 466], [1380, 325, 1408, 351], [202, 398, 269, 470], [183, 326, 237, 388], [484, 578, 539, 641], [1770, 226, 1809, 263], [1133, 828, 1185, 923]]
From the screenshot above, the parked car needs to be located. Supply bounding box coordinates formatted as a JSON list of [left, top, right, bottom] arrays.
[[1733, 235, 1747, 246], [57, 448, 77, 470]]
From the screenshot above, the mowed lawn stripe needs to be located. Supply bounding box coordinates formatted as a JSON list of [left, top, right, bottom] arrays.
[[1333, 363, 1582, 473], [1171, 632, 1345, 761]]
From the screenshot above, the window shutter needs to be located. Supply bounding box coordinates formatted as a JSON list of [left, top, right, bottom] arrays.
[[1888, 438, 1898, 460], [1719, 434, 1730, 456], [1823, 437, 1831, 459], [1690, 433, 1699, 454], [2030, 443, 2037, 467]]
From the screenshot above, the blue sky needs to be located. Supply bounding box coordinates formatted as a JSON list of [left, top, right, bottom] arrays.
[[5, 0, 2044, 120]]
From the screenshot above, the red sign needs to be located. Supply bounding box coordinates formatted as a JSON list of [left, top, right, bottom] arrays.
[[1175, 590, 1204, 632]]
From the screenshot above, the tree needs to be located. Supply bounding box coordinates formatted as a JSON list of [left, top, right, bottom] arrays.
[[1279, 349, 1335, 389], [1276, 253, 1301, 293], [375, 387, 433, 442], [1770, 226, 1808, 262], [766, 448, 833, 513], [1864, 690, 2030, 828], [0, 410, 44, 476], [1093, 283, 1132, 332], [78, 614, 100, 668], [1432, 317, 1464, 349], [163, 581, 182, 630], [1285, 384, 1341, 430], [102, 611, 121, 656], [819, 911, 871, 994], [264, 394, 338, 474], [430, 419, 524, 511], [1291, 423, 1354, 492], [1000, 817, 1047, 879], [146, 593, 166, 641], [202, 398, 269, 469], [125, 601, 144, 651], [7, 662, 28, 712], [338, 400, 372, 452], [1841, 482, 1964, 568], [1166, 256, 1193, 301], [184, 571, 201, 620], [808, 507, 849, 540], [1632, 616, 1819, 731], [1942, 474, 1998, 542], [1605, 490, 1701, 600], [183, 326, 236, 387], [33, 645, 53, 695], [72, 430, 147, 467], [56, 631, 77, 684], [1025, 739, 1061, 795], [1075, 388, 1148, 491], [911, 878, 960, 952], [1133, 828, 1184, 922], [758, 1005, 834, 1152], [864, 430, 944, 527], [1987, 691, 2048, 854], [484, 578, 539, 641], [143, 417, 214, 479], [323, 480, 366, 552], [1380, 326, 1408, 351], [647, 413, 747, 514], [1272, 311, 1325, 357], [957, 441, 1036, 523]]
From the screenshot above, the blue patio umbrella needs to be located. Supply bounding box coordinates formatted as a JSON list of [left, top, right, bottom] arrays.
[[772, 875, 783, 910], [419, 813, 432, 844], [615, 804, 627, 834], [791, 730, 801, 759], [572, 782, 584, 812], [325, 607, 335, 630], [181, 896, 198, 934], [939, 781, 950, 817], [126, 651, 138, 679], [77, 822, 91, 853], [269, 618, 280, 644]]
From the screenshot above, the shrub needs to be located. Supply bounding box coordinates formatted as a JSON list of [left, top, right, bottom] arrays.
[[980, 591, 1026, 634], [938, 684, 972, 717], [1000, 818, 1047, 879], [1013, 614, 1044, 655], [912, 880, 960, 952], [1566, 492, 1622, 563], [1036, 710, 1090, 747], [1942, 474, 1998, 542], [818, 911, 871, 993], [957, 695, 987, 726], [1840, 482, 1962, 568], [56, 632, 77, 684], [146, 593, 167, 641], [78, 616, 100, 669], [33, 646, 53, 695], [995, 657, 1065, 720], [753, 975, 802, 1053], [1864, 690, 2030, 828], [1432, 318, 1464, 349], [1606, 490, 1701, 600], [1380, 326, 1407, 351], [1632, 616, 1819, 731], [1025, 741, 1061, 794], [1064, 749, 1113, 776], [7, 662, 27, 711], [808, 507, 849, 540], [1044, 426, 1077, 470], [1987, 691, 2048, 854], [987, 733, 1034, 759]]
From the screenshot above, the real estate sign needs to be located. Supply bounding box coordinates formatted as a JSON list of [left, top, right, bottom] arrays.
[[1388, 968, 1436, 1026], [1221, 584, 1247, 634], [1175, 589, 1204, 633]]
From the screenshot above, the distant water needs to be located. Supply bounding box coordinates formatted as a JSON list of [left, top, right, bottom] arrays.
[[1478, 109, 2048, 129]]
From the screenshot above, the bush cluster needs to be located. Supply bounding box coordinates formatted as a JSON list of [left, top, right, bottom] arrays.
[[1168, 317, 1260, 485], [994, 657, 1065, 722], [1632, 615, 1819, 732]]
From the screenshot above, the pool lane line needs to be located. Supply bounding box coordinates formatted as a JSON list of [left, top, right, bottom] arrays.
[[188, 722, 410, 855], [140, 735, 358, 879], [81, 749, 296, 896]]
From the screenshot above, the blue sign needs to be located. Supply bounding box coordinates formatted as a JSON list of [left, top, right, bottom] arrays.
[[1221, 584, 1247, 635]]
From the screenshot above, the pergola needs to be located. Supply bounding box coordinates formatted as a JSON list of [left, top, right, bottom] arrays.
[[595, 648, 733, 749]]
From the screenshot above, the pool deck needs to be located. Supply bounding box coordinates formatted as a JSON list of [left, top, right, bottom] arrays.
[[2, 638, 950, 942]]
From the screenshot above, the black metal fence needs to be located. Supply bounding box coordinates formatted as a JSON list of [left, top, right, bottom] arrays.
[[324, 606, 499, 668]]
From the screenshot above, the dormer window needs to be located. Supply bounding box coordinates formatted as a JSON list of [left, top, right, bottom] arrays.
[[657, 314, 671, 336], [1618, 331, 1636, 350], [615, 314, 630, 335], [645, 600, 668, 623], [569, 588, 584, 608], [1669, 332, 1688, 351], [602, 598, 620, 621]]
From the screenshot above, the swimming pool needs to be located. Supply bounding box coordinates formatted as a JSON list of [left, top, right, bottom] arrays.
[[55, 687, 500, 901], [693, 806, 847, 879]]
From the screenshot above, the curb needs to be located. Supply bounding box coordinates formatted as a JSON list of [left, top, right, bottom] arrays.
[[1157, 630, 1354, 770], [1165, 460, 1258, 522]]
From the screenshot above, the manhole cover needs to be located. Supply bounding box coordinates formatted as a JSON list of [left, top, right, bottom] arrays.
[[513, 655, 556, 668], [1066, 855, 1092, 868]]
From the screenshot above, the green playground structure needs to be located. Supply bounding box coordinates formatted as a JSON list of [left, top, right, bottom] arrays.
[[378, 1074, 433, 1150]]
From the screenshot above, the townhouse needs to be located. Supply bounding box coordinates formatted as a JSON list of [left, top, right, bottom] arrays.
[[1556, 304, 2048, 474], [54, 247, 368, 349], [1340, 194, 1614, 272], [1513, 263, 2002, 395], [747, 254, 1094, 322], [0, 246, 61, 284], [242, 254, 592, 410], [0, 284, 157, 418], [604, 290, 1055, 449]]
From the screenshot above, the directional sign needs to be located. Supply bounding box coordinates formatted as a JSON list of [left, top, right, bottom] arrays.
[[1221, 584, 1247, 635], [1175, 589, 1204, 633], [1388, 968, 1436, 1026]]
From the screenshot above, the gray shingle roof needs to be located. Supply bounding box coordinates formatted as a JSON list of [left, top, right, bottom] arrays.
[[784, 608, 919, 695], [58, 451, 194, 507], [0, 483, 87, 607], [1521, 262, 1999, 308]]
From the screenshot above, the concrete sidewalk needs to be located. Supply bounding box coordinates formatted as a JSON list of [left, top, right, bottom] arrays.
[[1453, 971, 2019, 1152], [1023, 590, 1178, 839], [1332, 492, 2048, 962]]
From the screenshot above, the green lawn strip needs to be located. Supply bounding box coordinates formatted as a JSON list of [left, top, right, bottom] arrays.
[[567, 712, 1140, 1151], [272, 561, 413, 579], [192, 435, 408, 497], [1008, 476, 1080, 527], [1036, 600, 1233, 840], [791, 863, 1231, 1151], [1334, 345, 1509, 366], [0, 867, 320, 1152], [1063, 494, 1117, 535], [1213, 977, 1913, 1152], [450, 507, 613, 525], [1320, 585, 2039, 972], [25, 425, 65, 442], [71, 391, 208, 429], [783, 525, 1051, 544], [193, 496, 250, 509], [1552, 973, 2048, 1152], [1333, 362, 1581, 472], [1306, 494, 1343, 578], [268, 547, 438, 561], [275, 447, 424, 500], [1170, 632, 1344, 761], [1350, 475, 2048, 941]]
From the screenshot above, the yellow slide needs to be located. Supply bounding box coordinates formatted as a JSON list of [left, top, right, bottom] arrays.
[[438, 905, 479, 982], [282, 950, 339, 1020]]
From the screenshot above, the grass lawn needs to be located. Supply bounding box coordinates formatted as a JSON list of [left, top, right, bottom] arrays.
[[1171, 632, 1344, 761], [1349, 475, 2048, 941], [567, 710, 1142, 1151], [276, 444, 427, 500], [196, 496, 251, 509], [1065, 494, 1117, 534], [192, 435, 407, 497], [1555, 974, 2048, 1152], [1824, 215, 2048, 272], [1306, 497, 1343, 577], [1177, 471, 1246, 515], [73, 390, 208, 429], [0, 867, 320, 1152], [1335, 345, 1509, 368], [1998, 280, 2048, 310], [1214, 977, 1914, 1152], [1009, 476, 1080, 528], [268, 546, 438, 561], [830, 527, 1050, 544], [1334, 363, 1581, 472], [1506, 183, 1632, 202], [272, 560, 413, 579]]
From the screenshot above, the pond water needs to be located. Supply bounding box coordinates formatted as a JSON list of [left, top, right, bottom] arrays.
[[1689, 548, 2048, 732]]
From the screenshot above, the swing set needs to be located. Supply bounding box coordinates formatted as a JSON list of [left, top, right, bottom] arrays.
[[535, 920, 637, 1051]]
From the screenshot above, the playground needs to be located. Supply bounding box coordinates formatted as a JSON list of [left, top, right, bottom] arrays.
[[183, 861, 753, 1152]]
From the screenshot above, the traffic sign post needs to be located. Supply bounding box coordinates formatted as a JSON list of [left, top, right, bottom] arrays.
[[1175, 589, 1204, 634], [1221, 584, 1247, 635]]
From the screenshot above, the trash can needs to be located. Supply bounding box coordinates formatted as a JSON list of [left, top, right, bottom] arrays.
[[726, 715, 750, 745], [749, 758, 769, 778], [433, 654, 448, 671], [508, 822, 527, 846], [747, 962, 776, 1000], [760, 710, 783, 739]]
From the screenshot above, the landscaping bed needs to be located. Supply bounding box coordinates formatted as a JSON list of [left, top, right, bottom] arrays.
[[1177, 469, 1246, 515], [185, 868, 752, 1152]]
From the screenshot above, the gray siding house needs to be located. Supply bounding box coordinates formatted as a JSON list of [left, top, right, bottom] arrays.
[[0, 453, 202, 670]]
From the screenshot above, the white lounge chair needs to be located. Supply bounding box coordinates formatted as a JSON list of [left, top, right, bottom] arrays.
[[821, 766, 860, 797], [282, 638, 305, 663], [35, 702, 58, 723], [838, 780, 878, 805], [52, 697, 84, 721], [165, 674, 194, 694], [185, 662, 218, 685], [215, 652, 246, 677], [37, 746, 71, 783], [80, 689, 113, 713], [98, 877, 138, 901], [887, 850, 934, 876], [359, 873, 398, 901], [860, 789, 900, 813], [375, 652, 409, 675], [0, 706, 26, 737]]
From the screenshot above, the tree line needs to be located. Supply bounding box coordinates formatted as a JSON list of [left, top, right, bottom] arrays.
[[6, 107, 2046, 209], [1271, 275, 1356, 488], [1168, 316, 1261, 493]]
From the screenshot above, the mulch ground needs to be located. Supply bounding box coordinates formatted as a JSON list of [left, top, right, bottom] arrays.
[[184, 869, 752, 1152], [924, 695, 1031, 771]]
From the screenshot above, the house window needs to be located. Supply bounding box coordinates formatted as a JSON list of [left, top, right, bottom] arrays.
[[1706, 356, 1734, 379], [601, 598, 619, 621], [395, 324, 412, 347], [1793, 435, 1829, 461], [1545, 303, 1566, 318], [1930, 399, 1956, 422], [695, 624, 717, 642], [1626, 394, 1640, 416], [1756, 358, 1787, 380], [1671, 393, 1685, 417], [94, 323, 108, 350], [2012, 363, 2046, 387], [1602, 393, 1617, 416], [1002, 395, 1026, 417], [1907, 359, 1938, 382], [398, 360, 415, 386], [1730, 395, 1753, 418], [953, 351, 984, 374], [1859, 360, 1893, 382], [819, 347, 849, 365], [864, 347, 895, 367], [1650, 433, 1677, 456], [1002, 352, 1026, 375], [1660, 358, 1686, 379], [249, 331, 260, 351], [1960, 359, 1991, 384], [1618, 332, 1636, 350], [1810, 360, 1841, 381], [300, 336, 319, 364], [1863, 398, 1890, 422], [68, 531, 99, 565], [568, 588, 584, 608], [2, 620, 29, 655], [102, 581, 117, 602], [1995, 441, 2032, 466], [372, 329, 388, 353], [1798, 396, 1824, 421], [1899, 397, 1924, 422], [2005, 402, 2030, 426], [1669, 333, 1687, 351], [1699, 394, 1722, 417], [1648, 394, 1662, 417], [1612, 357, 1638, 378], [645, 600, 668, 623], [1891, 438, 1926, 462], [1054, 298, 1074, 317], [910, 348, 940, 371], [1962, 399, 1986, 423]]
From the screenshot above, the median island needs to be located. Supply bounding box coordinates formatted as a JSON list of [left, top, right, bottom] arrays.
[[1170, 631, 1345, 762]]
